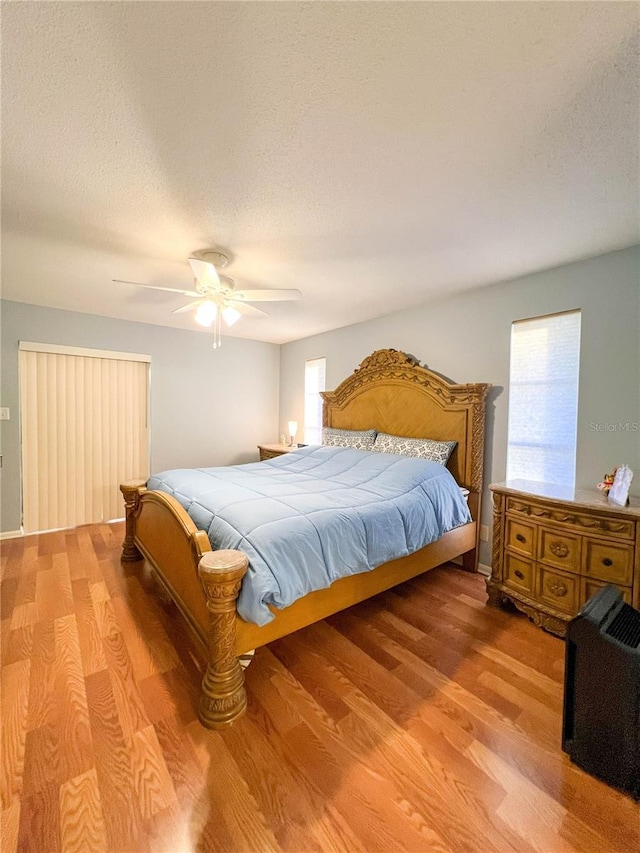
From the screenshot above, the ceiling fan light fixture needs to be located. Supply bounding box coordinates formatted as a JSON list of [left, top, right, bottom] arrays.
[[222, 306, 241, 327], [195, 300, 217, 327]]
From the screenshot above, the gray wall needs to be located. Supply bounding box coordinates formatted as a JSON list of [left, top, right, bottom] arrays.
[[3, 247, 638, 550], [280, 246, 640, 566], [0, 300, 280, 532]]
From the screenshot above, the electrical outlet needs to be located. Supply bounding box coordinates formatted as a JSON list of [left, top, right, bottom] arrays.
[[0, 408, 9, 421], [480, 524, 489, 542]]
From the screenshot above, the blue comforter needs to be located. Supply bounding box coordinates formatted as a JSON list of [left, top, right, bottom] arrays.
[[148, 446, 471, 626]]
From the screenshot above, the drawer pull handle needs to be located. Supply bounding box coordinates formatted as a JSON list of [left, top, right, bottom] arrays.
[[549, 541, 570, 558], [514, 569, 525, 580], [515, 534, 526, 543], [547, 578, 568, 597], [601, 557, 613, 567]]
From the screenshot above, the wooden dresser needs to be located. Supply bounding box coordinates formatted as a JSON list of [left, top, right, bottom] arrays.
[[488, 480, 640, 637], [257, 443, 297, 461]]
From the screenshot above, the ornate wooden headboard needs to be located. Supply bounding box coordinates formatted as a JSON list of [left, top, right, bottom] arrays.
[[321, 349, 490, 500]]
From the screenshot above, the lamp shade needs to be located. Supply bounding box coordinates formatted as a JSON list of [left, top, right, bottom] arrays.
[[222, 306, 241, 327], [195, 301, 217, 328], [287, 421, 298, 437]]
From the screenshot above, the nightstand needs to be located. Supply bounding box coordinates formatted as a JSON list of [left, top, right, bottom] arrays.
[[488, 480, 640, 637], [257, 443, 297, 461]]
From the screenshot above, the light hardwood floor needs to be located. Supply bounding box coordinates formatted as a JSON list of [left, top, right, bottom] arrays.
[[1, 522, 638, 853]]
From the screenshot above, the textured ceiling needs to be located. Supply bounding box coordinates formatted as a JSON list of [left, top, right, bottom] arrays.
[[2, 2, 638, 344]]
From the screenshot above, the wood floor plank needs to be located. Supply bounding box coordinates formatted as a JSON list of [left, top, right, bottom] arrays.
[[1, 623, 34, 667], [84, 669, 147, 852], [22, 724, 63, 798], [120, 576, 181, 673], [101, 617, 151, 740], [1, 576, 20, 620], [137, 667, 199, 727], [88, 582, 117, 639], [111, 592, 175, 682], [64, 530, 88, 582], [154, 714, 204, 806], [25, 620, 57, 731], [2, 523, 638, 853], [186, 723, 280, 853], [1, 659, 31, 809], [16, 782, 61, 853], [59, 768, 108, 853], [1, 798, 21, 853], [71, 578, 108, 677], [35, 560, 73, 623], [129, 725, 177, 821], [53, 615, 94, 784]]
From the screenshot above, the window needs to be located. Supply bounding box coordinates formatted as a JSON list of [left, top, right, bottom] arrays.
[[304, 357, 326, 444], [506, 310, 581, 487]]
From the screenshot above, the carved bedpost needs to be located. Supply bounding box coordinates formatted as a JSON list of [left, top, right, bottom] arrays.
[[198, 550, 249, 729], [120, 481, 146, 562]]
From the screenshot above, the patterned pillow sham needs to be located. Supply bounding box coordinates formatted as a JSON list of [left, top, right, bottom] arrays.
[[372, 432, 456, 465], [321, 427, 377, 451]]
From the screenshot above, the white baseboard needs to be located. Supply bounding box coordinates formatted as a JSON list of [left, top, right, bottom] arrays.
[[0, 529, 23, 541], [0, 517, 124, 541]]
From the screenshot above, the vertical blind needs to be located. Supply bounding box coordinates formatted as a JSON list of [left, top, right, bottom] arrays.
[[19, 343, 150, 533], [506, 310, 581, 488], [304, 357, 326, 445]]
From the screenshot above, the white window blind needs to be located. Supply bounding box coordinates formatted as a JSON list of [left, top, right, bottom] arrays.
[[304, 357, 326, 445], [19, 344, 150, 533], [506, 310, 581, 487]]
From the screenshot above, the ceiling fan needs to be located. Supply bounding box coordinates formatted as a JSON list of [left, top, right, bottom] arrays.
[[114, 250, 301, 348]]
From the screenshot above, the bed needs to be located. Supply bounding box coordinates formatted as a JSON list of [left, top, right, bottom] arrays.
[[120, 348, 490, 728]]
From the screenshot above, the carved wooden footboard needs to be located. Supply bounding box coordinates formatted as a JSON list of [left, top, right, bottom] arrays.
[[120, 482, 250, 727]]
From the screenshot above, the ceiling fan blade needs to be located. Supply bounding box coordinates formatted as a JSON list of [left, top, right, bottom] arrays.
[[114, 280, 201, 298], [188, 258, 221, 290], [171, 300, 204, 315], [230, 301, 270, 319], [233, 288, 301, 302]]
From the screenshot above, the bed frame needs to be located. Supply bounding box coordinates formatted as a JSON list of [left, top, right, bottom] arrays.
[[120, 349, 490, 728]]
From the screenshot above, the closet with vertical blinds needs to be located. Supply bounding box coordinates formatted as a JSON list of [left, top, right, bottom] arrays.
[[19, 342, 150, 533]]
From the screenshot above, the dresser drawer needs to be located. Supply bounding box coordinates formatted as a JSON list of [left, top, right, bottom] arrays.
[[505, 518, 535, 558], [538, 527, 580, 574], [580, 578, 632, 607], [583, 538, 634, 585], [503, 553, 535, 595], [505, 497, 635, 540], [536, 566, 580, 615]]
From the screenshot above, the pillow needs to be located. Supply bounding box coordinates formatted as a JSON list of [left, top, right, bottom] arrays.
[[321, 427, 376, 451], [372, 432, 456, 465]]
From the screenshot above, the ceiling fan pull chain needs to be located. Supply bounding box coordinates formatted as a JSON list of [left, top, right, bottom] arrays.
[[213, 307, 222, 349]]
